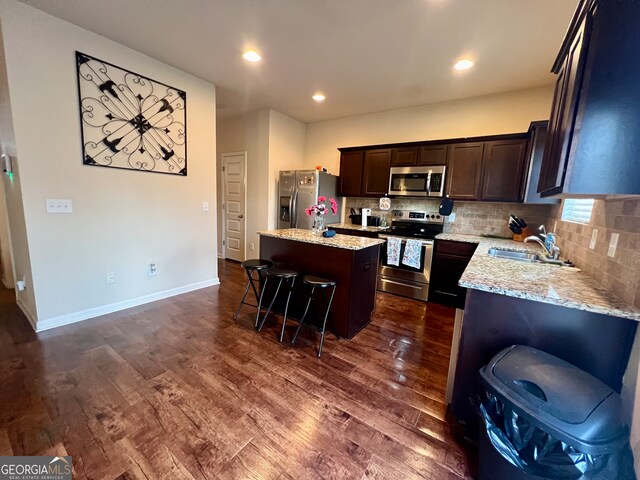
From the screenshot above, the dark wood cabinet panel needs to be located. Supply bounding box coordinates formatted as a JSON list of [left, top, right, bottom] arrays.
[[390, 147, 419, 166], [418, 145, 448, 166], [538, 16, 589, 195], [445, 142, 484, 200], [332, 228, 379, 239], [362, 149, 391, 197], [429, 240, 478, 309], [338, 150, 364, 196], [480, 139, 528, 201]]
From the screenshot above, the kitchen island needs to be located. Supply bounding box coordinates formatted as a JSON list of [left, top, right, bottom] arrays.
[[258, 229, 384, 339]]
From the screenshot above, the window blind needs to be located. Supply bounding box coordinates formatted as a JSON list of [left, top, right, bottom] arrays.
[[561, 199, 595, 224]]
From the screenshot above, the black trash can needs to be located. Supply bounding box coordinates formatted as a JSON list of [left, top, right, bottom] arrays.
[[478, 345, 635, 480]]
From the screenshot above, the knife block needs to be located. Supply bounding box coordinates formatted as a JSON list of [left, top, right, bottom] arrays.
[[512, 227, 533, 242]]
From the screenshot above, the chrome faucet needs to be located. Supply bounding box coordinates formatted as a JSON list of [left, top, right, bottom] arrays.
[[525, 225, 561, 260]]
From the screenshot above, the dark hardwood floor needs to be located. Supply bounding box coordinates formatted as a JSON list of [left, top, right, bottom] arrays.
[[0, 260, 475, 479]]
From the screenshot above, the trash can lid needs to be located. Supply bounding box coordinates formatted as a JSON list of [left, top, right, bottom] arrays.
[[480, 345, 629, 454]]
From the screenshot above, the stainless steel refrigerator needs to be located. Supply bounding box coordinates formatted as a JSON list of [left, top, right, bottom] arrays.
[[278, 170, 340, 230]]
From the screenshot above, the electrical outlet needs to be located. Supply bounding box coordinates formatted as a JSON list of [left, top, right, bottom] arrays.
[[106, 272, 115, 285], [250, 242, 255, 251], [202, 202, 209, 212], [607, 233, 619, 258], [448, 212, 456, 223], [46, 199, 73, 214], [148, 262, 157, 276], [589, 229, 598, 250]]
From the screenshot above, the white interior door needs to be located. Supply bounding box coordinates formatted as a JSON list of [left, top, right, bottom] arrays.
[[222, 152, 246, 262]]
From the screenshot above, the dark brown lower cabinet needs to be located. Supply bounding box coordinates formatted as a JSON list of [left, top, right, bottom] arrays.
[[428, 240, 478, 309]]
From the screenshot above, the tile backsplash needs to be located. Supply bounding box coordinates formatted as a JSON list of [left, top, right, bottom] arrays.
[[547, 197, 640, 309], [344, 197, 553, 238]]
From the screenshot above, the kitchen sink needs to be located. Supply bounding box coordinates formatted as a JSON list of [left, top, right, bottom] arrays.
[[487, 248, 539, 262], [487, 247, 573, 267]]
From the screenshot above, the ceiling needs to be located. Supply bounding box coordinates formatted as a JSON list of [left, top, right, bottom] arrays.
[[20, 0, 577, 123]]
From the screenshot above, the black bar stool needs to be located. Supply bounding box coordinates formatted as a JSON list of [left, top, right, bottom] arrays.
[[233, 259, 273, 321], [256, 267, 298, 335], [291, 275, 337, 358]]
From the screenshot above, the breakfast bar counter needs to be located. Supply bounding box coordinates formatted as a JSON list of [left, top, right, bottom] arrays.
[[257, 229, 383, 339]]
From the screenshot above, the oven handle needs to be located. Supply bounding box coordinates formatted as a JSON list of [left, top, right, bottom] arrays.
[[379, 234, 434, 246]]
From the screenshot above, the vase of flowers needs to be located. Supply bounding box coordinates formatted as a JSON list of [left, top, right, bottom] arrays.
[[305, 196, 338, 235]]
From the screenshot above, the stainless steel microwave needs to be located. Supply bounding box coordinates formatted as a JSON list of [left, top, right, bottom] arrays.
[[388, 165, 446, 197]]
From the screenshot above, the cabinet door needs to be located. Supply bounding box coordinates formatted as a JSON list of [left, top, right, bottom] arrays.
[[339, 151, 364, 196], [362, 149, 391, 197], [538, 18, 589, 195], [429, 252, 473, 309], [418, 145, 448, 166], [390, 147, 418, 166], [480, 139, 528, 202], [445, 142, 484, 200]]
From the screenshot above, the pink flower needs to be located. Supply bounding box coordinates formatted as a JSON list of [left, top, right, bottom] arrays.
[[330, 198, 338, 215], [317, 196, 326, 203], [305, 207, 312, 216]]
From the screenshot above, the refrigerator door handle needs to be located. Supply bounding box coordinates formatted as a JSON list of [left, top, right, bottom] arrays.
[[291, 189, 299, 227]]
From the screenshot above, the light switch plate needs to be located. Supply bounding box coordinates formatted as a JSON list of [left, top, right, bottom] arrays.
[[202, 201, 209, 212], [589, 229, 598, 250], [608, 233, 619, 258], [46, 199, 73, 214]]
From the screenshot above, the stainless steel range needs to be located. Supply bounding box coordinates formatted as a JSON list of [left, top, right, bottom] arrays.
[[377, 210, 444, 302]]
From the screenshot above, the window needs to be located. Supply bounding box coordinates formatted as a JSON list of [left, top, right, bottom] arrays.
[[561, 198, 595, 224]]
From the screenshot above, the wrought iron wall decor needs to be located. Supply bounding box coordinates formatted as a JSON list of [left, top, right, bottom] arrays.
[[76, 51, 187, 176]]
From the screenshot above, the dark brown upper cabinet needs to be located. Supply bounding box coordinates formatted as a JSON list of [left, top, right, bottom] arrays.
[[445, 142, 484, 200], [538, 0, 640, 196], [538, 13, 589, 196], [338, 150, 364, 196], [390, 147, 419, 166], [418, 145, 448, 166], [362, 149, 391, 196], [480, 139, 528, 202], [339, 132, 530, 201]]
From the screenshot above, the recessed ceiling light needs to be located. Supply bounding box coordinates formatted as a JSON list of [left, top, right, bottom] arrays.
[[312, 93, 326, 102], [242, 50, 261, 63], [454, 59, 474, 71]]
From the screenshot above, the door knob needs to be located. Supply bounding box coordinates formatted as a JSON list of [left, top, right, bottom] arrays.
[[237, 214, 243, 218]]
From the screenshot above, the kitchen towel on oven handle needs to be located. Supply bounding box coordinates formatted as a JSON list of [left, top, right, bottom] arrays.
[[386, 237, 401, 266], [402, 239, 422, 269]]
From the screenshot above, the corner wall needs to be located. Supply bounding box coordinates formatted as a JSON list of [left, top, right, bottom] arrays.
[[0, 0, 218, 329]]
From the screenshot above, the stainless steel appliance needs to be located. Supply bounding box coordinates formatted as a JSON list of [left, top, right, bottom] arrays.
[[388, 165, 446, 197], [378, 210, 444, 301], [278, 170, 340, 230]]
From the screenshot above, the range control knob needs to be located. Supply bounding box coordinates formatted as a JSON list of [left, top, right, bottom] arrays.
[[436, 215, 441, 219]]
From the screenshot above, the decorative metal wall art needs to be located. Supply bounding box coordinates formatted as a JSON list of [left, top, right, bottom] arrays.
[[76, 51, 187, 176]]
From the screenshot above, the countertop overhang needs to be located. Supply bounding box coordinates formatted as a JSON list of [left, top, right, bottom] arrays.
[[436, 233, 640, 321], [258, 228, 385, 251]]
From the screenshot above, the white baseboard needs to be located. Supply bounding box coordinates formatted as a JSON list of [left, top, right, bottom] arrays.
[[35, 278, 220, 333], [217, 253, 224, 259], [16, 297, 37, 331]]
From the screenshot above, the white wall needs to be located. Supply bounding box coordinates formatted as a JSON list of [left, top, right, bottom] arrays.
[[216, 109, 270, 259], [304, 86, 555, 175], [216, 109, 306, 258], [0, 26, 15, 290], [267, 110, 306, 229], [0, 0, 218, 330]]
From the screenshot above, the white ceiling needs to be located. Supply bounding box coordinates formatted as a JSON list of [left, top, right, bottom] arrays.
[[20, 0, 577, 123]]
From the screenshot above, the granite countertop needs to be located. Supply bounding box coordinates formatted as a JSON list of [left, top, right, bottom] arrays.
[[435, 233, 640, 321], [331, 223, 389, 233], [258, 228, 385, 251]]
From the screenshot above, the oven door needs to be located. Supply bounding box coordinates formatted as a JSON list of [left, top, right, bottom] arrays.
[[378, 235, 434, 301]]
